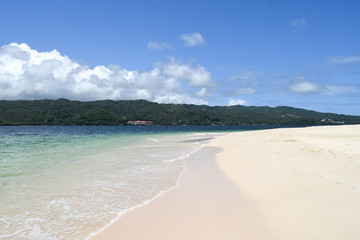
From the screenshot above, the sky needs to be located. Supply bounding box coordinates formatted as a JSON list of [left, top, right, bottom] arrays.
[[0, 0, 359, 115]]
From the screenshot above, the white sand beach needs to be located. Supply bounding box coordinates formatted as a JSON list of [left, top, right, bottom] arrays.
[[91, 125, 360, 240]]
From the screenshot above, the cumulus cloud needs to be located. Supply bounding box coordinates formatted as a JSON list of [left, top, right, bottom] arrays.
[[0, 43, 210, 105], [147, 41, 171, 50], [290, 77, 319, 93], [228, 98, 246, 106], [159, 58, 211, 86], [290, 82, 318, 93], [219, 71, 258, 97], [196, 87, 211, 97], [291, 18, 306, 27], [288, 76, 359, 96], [180, 33, 205, 46]]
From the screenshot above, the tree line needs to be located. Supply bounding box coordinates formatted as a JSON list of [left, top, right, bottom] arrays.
[[0, 99, 359, 126]]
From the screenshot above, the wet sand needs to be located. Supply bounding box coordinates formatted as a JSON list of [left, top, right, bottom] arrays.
[[92, 125, 360, 240]]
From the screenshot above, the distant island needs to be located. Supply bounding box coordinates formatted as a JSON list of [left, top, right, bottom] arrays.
[[0, 99, 359, 126]]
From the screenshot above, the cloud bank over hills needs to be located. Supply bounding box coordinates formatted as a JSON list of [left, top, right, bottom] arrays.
[[0, 42, 359, 114], [0, 43, 211, 105]]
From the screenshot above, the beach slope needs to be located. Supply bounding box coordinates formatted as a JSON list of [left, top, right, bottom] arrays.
[[92, 125, 360, 240]]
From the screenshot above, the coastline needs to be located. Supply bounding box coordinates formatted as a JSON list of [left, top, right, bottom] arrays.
[[91, 143, 274, 240], [85, 140, 205, 240], [91, 125, 360, 240]]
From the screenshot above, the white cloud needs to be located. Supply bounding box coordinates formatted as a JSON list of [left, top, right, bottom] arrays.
[[291, 18, 306, 27], [154, 93, 207, 105], [220, 71, 259, 97], [196, 87, 211, 97], [160, 58, 211, 86], [236, 87, 255, 95], [327, 56, 360, 65], [325, 85, 360, 95], [288, 76, 359, 95], [229, 71, 258, 86], [147, 41, 171, 50], [228, 98, 246, 106], [290, 77, 319, 93], [180, 33, 205, 46], [0, 43, 211, 105]]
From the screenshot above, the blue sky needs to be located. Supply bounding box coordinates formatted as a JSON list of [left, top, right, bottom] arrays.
[[0, 0, 359, 115]]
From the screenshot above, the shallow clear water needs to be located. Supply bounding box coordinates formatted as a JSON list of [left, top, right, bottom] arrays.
[[0, 125, 286, 239]]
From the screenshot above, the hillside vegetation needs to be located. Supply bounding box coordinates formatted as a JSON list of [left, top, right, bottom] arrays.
[[0, 99, 359, 125]]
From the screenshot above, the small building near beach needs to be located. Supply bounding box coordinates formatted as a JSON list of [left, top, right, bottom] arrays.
[[127, 120, 153, 125]]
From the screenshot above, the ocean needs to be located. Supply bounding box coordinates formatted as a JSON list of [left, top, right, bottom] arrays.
[[0, 125, 284, 239]]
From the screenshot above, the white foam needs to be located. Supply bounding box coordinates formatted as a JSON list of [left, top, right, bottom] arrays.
[[85, 143, 204, 240], [147, 137, 160, 143], [1, 132, 206, 240]]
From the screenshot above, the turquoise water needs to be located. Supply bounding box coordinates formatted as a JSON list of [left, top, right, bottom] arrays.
[[0, 125, 285, 239]]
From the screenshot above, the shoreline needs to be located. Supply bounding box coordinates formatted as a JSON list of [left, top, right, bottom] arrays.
[[211, 125, 360, 239], [91, 144, 274, 240], [91, 125, 360, 240], [86, 140, 205, 240]]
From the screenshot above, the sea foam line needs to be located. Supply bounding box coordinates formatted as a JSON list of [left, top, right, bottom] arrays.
[[85, 142, 205, 240]]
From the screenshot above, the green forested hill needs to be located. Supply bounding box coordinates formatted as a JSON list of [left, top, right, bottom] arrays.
[[0, 99, 359, 125]]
